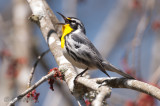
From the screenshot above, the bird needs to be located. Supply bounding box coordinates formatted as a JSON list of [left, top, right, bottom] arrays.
[[57, 12, 134, 79]]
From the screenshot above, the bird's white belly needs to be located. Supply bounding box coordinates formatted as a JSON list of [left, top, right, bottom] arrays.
[[63, 49, 88, 69]]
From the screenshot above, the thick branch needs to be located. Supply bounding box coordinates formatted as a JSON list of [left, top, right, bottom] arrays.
[[27, 0, 77, 92]]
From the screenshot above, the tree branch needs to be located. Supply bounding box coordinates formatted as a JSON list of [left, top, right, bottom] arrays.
[[8, 71, 56, 106], [28, 49, 50, 87], [92, 86, 111, 106], [96, 77, 160, 100], [26, 0, 77, 92]]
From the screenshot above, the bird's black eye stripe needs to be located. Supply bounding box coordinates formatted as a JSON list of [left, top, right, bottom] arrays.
[[72, 20, 76, 23], [69, 20, 76, 24]]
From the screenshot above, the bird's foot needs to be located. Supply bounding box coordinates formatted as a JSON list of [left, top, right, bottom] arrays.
[[98, 79, 109, 88], [74, 68, 88, 83]]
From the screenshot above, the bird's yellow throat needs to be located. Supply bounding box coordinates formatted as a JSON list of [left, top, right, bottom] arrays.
[[61, 24, 73, 48]]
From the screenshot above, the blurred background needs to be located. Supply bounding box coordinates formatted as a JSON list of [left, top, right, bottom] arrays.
[[0, 0, 160, 106]]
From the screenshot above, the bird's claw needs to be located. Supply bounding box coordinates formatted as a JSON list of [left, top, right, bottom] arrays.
[[74, 73, 83, 84], [98, 80, 108, 88]]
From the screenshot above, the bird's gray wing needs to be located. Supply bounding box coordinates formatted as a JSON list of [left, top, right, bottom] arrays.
[[71, 33, 105, 69]]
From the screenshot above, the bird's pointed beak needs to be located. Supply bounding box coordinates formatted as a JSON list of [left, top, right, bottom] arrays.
[[56, 12, 69, 25]]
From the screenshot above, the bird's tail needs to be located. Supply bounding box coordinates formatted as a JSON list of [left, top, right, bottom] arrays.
[[102, 61, 134, 79]]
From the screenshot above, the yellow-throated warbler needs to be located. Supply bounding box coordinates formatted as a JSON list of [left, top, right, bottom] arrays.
[[57, 12, 134, 79]]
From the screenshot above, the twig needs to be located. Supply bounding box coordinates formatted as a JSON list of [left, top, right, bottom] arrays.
[[28, 49, 50, 87], [8, 71, 55, 106]]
